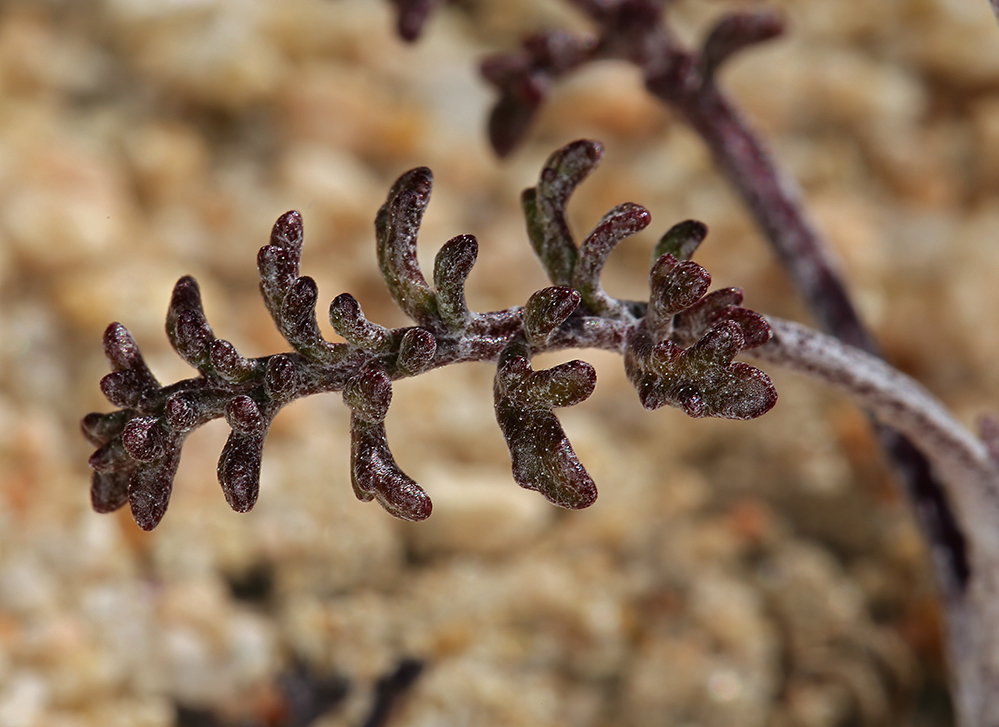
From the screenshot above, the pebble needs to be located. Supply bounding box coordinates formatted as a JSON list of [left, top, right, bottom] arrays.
[[404, 470, 554, 557]]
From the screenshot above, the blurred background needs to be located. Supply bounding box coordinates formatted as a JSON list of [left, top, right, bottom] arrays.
[[2, 0, 999, 724]]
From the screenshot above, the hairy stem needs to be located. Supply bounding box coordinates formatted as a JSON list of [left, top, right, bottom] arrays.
[[624, 4, 971, 591], [663, 72, 972, 587], [753, 318, 999, 727]]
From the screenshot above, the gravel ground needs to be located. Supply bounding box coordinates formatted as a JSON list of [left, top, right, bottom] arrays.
[[2, 0, 999, 725]]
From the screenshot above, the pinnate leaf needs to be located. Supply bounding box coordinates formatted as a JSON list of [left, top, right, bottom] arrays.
[[376, 167, 438, 326], [83, 143, 782, 533], [494, 342, 598, 509], [166, 276, 215, 371], [350, 416, 432, 522], [573, 202, 651, 317], [258, 211, 304, 318], [100, 323, 159, 411], [522, 140, 603, 286], [329, 294, 393, 352], [625, 323, 777, 419], [433, 234, 478, 331]]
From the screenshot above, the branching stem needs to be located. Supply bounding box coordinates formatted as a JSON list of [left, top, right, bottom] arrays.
[[477, 0, 973, 610], [85, 142, 775, 530]]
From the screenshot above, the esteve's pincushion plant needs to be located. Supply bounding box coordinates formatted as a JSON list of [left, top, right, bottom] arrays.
[[82, 139, 999, 726], [82, 0, 999, 723], [82, 139, 777, 532]]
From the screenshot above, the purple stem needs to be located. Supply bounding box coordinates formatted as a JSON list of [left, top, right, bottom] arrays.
[[571, 1, 970, 588], [641, 29, 971, 591], [674, 87, 877, 353]]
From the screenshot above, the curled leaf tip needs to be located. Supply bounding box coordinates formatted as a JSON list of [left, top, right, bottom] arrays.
[[259, 214, 307, 321], [167, 280, 215, 370], [574, 203, 652, 317], [647, 254, 712, 338], [329, 294, 393, 351], [433, 234, 478, 331], [128, 450, 181, 531], [351, 417, 432, 521], [383, 168, 434, 216], [165, 393, 199, 432], [225, 395, 265, 435], [209, 339, 262, 384], [218, 432, 264, 513], [670, 286, 772, 350], [281, 276, 319, 322], [103, 322, 144, 371], [543, 139, 603, 187], [277, 275, 340, 361], [653, 220, 708, 263], [270, 210, 304, 252], [88, 438, 129, 474], [702, 11, 785, 83], [524, 286, 580, 345], [496, 403, 598, 509], [524, 140, 606, 286], [99, 371, 141, 410], [376, 477, 433, 522], [81, 410, 129, 448], [377, 168, 437, 325], [168, 275, 203, 314]]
